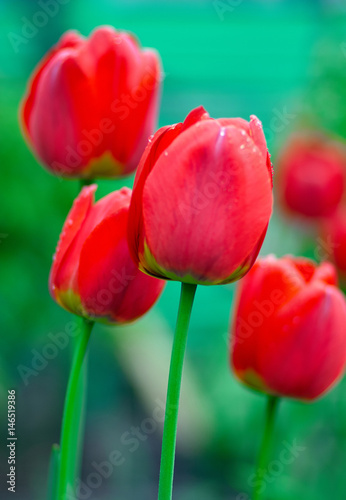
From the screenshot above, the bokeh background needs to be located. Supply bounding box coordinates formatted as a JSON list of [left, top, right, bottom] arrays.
[[2, 0, 346, 499]]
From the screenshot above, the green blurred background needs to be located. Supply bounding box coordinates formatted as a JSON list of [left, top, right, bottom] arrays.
[[2, 0, 346, 499]]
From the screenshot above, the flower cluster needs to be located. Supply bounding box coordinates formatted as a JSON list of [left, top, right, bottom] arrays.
[[20, 23, 346, 500]]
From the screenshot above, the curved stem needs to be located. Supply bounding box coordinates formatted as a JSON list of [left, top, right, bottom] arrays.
[[57, 318, 94, 500], [253, 395, 279, 500], [158, 282, 197, 500]]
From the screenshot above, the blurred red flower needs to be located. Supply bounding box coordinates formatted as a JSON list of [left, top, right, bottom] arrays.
[[277, 132, 346, 218], [20, 26, 161, 179], [231, 255, 346, 400]]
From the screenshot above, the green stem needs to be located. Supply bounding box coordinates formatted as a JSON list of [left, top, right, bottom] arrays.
[[57, 318, 94, 500], [67, 339, 88, 489], [47, 444, 60, 500], [158, 282, 197, 500], [253, 395, 279, 500]]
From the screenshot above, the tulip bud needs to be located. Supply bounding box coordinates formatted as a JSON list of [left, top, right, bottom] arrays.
[[127, 106, 273, 286], [49, 185, 164, 324], [20, 26, 162, 179], [230, 255, 346, 400], [277, 132, 346, 218]]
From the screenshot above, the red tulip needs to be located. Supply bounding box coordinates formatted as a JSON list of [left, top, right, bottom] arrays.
[[127, 106, 273, 285], [49, 185, 164, 324], [231, 255, 346, 400], [20, 26, 161, 179], [277, 132, 346, 218]]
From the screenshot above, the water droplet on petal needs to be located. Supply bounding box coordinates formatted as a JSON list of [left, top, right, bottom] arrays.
[[220, 128, 226, 137], [240, 144, 245, 150], [164, 151, 168, 156]]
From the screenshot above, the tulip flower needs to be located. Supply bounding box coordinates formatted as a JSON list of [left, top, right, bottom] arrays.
[[277, 132, 346, 218], [50, 185, 164, 323], [128, 106, 273, 285], [20, 26, 161, 179], [231, 255, 346, 401], [128, 106, 273, 500]]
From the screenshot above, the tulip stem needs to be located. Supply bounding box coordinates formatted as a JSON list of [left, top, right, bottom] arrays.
[[57, 317, 94, 500], [253, 395, 279, 500], [158, 282, 197, 500]]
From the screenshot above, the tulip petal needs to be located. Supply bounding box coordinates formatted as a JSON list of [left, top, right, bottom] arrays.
[[21, 30, 83, 141], [232, 257, 306, 377], [128, 124, 183, 266], [258, 285, 346, 400], [30, 50, 98, 176], [78, 209, 164, 323], [49, 184, 97, 299]]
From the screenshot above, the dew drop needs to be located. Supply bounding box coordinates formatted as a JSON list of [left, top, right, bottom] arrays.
[[220, 128, 226, 137], [240, 144, 245, 150], [164, 151, 168, 156]]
